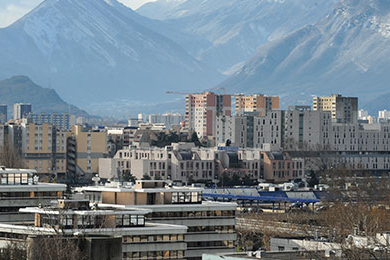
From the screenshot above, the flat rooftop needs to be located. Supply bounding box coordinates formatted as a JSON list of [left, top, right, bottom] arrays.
[[0, 183, 67, 192], [77, 185, 203, 193], [0, 222, 188, 236], [100, 201, 238, 211]]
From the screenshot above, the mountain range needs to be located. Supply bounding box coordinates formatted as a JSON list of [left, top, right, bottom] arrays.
[[0, 0, 222, 115], [0, 75, 88, 117], [0, 0, 389, 115], [138, 0, 339, 74], [218, 0, 390, 112]]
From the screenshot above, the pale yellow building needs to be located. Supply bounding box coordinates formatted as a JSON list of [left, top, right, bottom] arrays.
[[235, 94, 279, 116], [21, 123, 68, 177], [67, 125, 108, 182], [313, 94, 358, 124]]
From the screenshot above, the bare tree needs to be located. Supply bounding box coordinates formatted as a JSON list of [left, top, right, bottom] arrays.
[[0, 138, 24, 168], [27, 236, 88, 260], [0, 241, 27, 260]]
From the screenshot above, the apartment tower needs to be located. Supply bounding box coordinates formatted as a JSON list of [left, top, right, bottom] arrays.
[[185, 92, 231, 139], [235, 94, 279, 116], [313, 94, 358, 124], [13, 103, 32, 120]]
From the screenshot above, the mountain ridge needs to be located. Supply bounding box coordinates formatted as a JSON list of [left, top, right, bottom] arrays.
[[137, 0, 340, 73], [0, 0, 222, 115], [0, 75, 88, 117], [218, 0, 390, 110]]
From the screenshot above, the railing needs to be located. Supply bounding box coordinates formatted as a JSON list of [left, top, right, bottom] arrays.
[[236, 217, 328, 236], [0, 196, 59, 200], [147, 216, 234, 221]]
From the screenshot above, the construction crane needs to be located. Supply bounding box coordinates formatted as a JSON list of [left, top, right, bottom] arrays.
[[166, 87, 236, 96], [166, 91, 191, 95]]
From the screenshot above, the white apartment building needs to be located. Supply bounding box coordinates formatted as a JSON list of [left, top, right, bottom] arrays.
[[100, 143, 216, 182], [378, 110, 390, 120], [359, 109, 369, 119], [149, 113, 185, 129], [99, 143, 267, 183], [216, 111, 282, 150]]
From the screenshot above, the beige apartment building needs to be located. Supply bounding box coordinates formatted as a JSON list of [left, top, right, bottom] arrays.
[[235, 94, 279, 116], [1, 123, 109, 183], [313, 94, 358, 124], [21, 123, 68, 176], [66, 125, 108, 184], [262, 152, 304, 183]]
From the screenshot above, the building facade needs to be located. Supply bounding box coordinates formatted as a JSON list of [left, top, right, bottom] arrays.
[[13, 103, 32, 120], [0, 199, 187, 259], [185, 92, 231, 139], [0, 167, 66, 222], [77, 180, 237, 260], [149, 113, 185, 129], [0, 105, 6, 123], [313, 94, 358, 124], [27, 112, 76, 130], [235, 94, 279, 116]]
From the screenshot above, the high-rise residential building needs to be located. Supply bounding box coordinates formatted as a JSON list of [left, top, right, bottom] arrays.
[[66, 125, 108, 184], [235, 94, 279, 116], [21, 123, 68, 177], [27, 112, 76, 130], [0, 105, 7, 123], [13, 103, 32, 120], [185, 92, 231, 139], [358, 109, 369, 119], [216, 111, 282, 150], [313, 94, 358, 124], [378, 110, 390, 119]]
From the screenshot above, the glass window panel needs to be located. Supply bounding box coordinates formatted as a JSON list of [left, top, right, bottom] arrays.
[[123, 215, 130, 226], [138, 215, 144, 225], [131, 215, 137, 226]]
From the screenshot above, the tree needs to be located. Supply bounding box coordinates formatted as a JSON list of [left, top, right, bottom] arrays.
[[0, 139, 25, 168], [0, 241, 27, 260], [28, 236, 88, 260], [307, 170, 319, 187], [190, 132, 203, 147], [122, 170, 136, 182], [141, 174, 151, 180]]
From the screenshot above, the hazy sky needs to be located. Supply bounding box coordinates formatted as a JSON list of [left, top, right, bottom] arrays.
[[0, 0, 155, 28]]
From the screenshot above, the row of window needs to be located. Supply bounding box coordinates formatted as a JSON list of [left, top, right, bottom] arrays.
[[172, 192, 202, 204], [149, 210, 235, 219], [0, 173, 33, 186], [123, 250, 184, 259], [123, 234, 184, 243], [41, 214, 145, 229], [187, 240, 234, 248], [187, 225, 235, 233]]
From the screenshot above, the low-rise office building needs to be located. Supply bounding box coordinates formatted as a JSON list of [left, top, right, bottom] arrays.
[[0, 199, 187, 259], [77, 180, 237, 260], [0, 167, 66, 222]]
